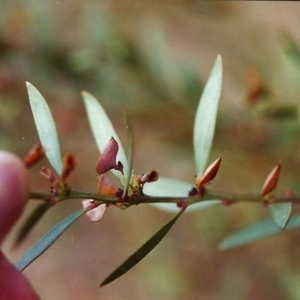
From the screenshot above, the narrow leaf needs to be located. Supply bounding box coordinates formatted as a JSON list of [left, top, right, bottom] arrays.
[[16, 209, 86, 271], [193, 55, 222, 176], [268, 202, 292, 229], [219, 213, 300, 250], [123, 109, 134, 197], [82, 91, 128, 178], [143, 177, 192, 197], [151, 200, 221, 214], [100, 210, 183, 287], [26, 82, 63, 176], [143, 177, 220, 213], [15, 202, 51, 246], [280, 32, 300, 86]]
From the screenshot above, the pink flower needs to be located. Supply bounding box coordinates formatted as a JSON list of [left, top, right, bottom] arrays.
[[82, 199, 106, 222]]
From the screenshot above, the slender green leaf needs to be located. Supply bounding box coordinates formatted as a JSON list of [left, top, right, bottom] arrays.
[[143, 177, 220, 213], [100, 210, 183, 287], [123, 109, 134, 197], [219, 213, 300, 250], [151, 200, 221, 214], [144, 177, 191, 197], [16, 209, 86, 271], [26, 82, 63, 176], [144, 177, 190, 213], [82, 91, 128, 178], [15, 202, 51, 246], [193, 55, 222, 176], [269, 202, 292, 229]]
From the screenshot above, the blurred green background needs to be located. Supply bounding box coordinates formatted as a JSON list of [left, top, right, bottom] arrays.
[[2, 1, 300, 299]]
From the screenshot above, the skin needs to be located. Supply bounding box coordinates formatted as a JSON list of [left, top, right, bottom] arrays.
[[0, 151, 39, 300]]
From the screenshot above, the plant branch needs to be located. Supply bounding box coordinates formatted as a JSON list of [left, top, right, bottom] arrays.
[[29, 188, 300, 206]]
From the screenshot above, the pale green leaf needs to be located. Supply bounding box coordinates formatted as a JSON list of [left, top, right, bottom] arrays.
[[16, 209, 86, 271], [143, 176, 220, 213], [82, 91, 128, 178], [193, 55, 222, 176], [269, 202, 292, 229], [100, 210, 183, 287], [144, 177, 190, 213], [219, 213, 300, 250], [280, 33, 300, 86], [150, 200, 221, 214], [143, 177, 191, 197], [26, 82, 62, 175]]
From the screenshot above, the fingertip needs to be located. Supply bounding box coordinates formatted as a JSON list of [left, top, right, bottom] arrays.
[[0, 252, 40, 300], [0, 151, 30, 243]]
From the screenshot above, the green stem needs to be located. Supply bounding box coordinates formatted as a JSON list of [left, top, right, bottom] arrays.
[[29, 189, 300, 206]]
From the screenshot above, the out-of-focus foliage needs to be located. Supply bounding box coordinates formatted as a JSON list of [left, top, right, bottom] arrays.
[[0, 1, 202, 113]]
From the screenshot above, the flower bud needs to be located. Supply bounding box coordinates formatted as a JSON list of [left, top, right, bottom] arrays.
[[261, 162, 281, 197], [61, 153, 77, 182], [196, 157, 222, 187], [140, 170, 159, 184], [23, 143, 45, 168]]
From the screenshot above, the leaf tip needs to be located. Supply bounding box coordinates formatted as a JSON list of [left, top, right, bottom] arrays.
[[218, 242, 226, 251], [216, 54, 223, 68], [81, 90, 89, 97]]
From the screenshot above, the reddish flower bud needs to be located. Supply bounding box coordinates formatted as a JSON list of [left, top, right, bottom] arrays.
[[245, 68, 269, 105], [176, 200, 187, 211], [261, 162, 281, 197], [196, 157, 222, 187], [283, 188, 293, 198], [96, 137, 120, 175], [61, 153, 77, 182], [221, 199, 232, 206], [140, 170, 159, 184], [23, 143, 45, 168]]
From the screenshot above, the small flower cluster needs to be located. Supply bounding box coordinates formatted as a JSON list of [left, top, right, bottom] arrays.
[[23, 144, 77, 203], [84, 137, 159, 221]]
